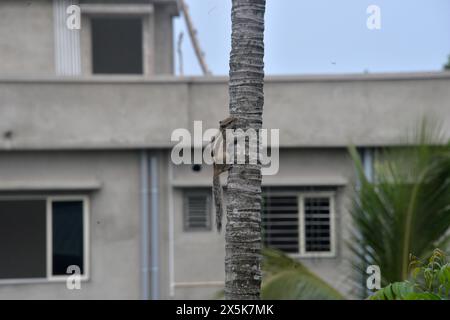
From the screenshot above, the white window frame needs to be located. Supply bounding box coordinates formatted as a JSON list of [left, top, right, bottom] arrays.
[[297, 192, 336, 258], [0, 195, 90, 285]]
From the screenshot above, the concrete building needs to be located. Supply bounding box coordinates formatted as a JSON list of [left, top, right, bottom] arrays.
[[0, 0, 449, 299]]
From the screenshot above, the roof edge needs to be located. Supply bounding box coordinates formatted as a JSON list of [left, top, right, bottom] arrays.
[[0, 71, 449, 84]]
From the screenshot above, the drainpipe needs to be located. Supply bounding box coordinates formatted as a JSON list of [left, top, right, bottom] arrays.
[[168, 160, 175, 297], [140, 151, 150, 300], [362, 148, 374, 183], [150, 155, 160, 299], [360, 148, 374, 297], [140, 152, 160, 300]]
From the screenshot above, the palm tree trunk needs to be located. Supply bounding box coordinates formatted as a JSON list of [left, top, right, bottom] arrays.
[[225, 0, 266, 300]]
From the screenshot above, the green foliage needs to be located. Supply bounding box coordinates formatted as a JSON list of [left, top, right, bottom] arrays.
[[257, 120, 450, 300], [348, 119, 450, 292], [369, 249, 450, 300], [261, 248, 345, 300]]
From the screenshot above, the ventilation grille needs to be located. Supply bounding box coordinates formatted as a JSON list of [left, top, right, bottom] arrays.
[[184, 192, 211, 231]]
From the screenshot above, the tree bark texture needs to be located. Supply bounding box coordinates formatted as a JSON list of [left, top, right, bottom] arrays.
[[225, 0, 266, 300]]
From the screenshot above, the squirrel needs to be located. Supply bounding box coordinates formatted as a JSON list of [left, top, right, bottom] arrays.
[[211, 116, 237, 232]]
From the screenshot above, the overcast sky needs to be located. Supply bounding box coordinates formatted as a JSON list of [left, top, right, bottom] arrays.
[[173, 0, 450, 76]]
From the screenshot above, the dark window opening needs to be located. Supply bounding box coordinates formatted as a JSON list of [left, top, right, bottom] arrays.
[[262, 194, 299, 253], [91, 17, 143, 74], [0, 200, 47, 279], [81, 0, 151, 3]]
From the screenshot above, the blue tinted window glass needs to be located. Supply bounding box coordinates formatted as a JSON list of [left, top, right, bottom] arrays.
[[52, 201, 84, 276]]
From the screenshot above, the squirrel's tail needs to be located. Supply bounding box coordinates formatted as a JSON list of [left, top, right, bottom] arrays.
[[213, 174, 224, 232]]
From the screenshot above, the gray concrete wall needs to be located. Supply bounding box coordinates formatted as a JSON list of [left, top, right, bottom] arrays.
[[1, 73, 450, 150], [0, 150, 141, 299], [0, 0, 55, 76]]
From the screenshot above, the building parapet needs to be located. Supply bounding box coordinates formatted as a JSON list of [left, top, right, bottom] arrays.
[[1, 72, 450, 150]]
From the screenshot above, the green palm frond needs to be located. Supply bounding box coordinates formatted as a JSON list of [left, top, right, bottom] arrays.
[[369, 249, 450, 300], [261, 248, 345, 300], [349, 118, 450, 292], [368, 282, 442, 300]]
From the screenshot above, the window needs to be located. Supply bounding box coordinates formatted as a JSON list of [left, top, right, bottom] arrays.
[[262, 189, 336, 257], [0, 196, 89, 282], [183, 190, 212, 231], [91, 17, 143, 74]]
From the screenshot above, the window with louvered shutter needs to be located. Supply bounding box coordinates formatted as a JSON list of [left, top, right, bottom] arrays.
[[262, 189, 336, 257], [184, 191, 212, 231]]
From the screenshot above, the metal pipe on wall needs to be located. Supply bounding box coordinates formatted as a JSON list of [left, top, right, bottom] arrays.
[[363, 148, 374, 182], [150, 155, 160, 299], [140, 150, 150, 300], [141, 151, 160, 300], [168, 160, 175, 297]]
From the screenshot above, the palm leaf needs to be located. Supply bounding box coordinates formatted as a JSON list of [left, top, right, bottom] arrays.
[[368, 282, 442, 300], [261, 248, 345, 300], [369, 249, 450, 300], [348, 118, 450, 294], [368, 282, 416, 300]]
